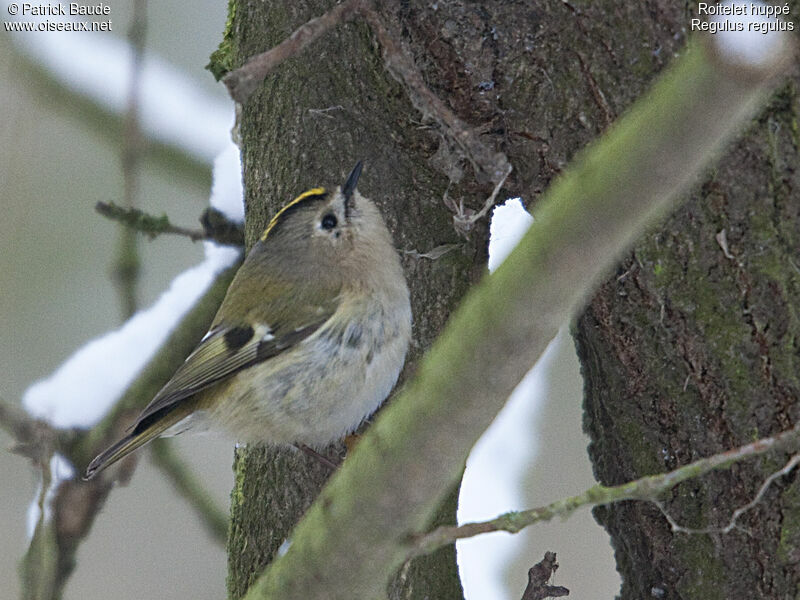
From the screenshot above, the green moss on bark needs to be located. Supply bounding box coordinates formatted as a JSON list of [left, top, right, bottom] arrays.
[[207, 0, 238, 80]]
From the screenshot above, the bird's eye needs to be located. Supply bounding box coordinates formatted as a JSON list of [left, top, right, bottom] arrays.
[[321, 213, 338, 230]]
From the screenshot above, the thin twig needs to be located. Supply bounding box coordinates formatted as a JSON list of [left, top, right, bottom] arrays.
[[726, 453, 800, 531], [96, 202, 244, 246], [222, 0, 511, 185], [445, 164, 512, 235], [360, 4, 510, 185], [150, 439, 229, 545], [655, 452, 800, 536], [403, 244, 459, 261], [408, 424, 800, 558], [223, 0, 364, 103], [97, 201, 204, 241], [308, 105, 345, 118]]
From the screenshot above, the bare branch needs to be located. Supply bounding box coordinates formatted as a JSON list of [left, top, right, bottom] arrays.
[[444, 165, 512, 235], [111, 221, 141, 319], [409, 424, 800, 557], [10, 260, 239, 599], [223, 0, 364, 103], [95, 202, 244, 247], [655, 451, 800, 536], [97, 201, 204, 241]]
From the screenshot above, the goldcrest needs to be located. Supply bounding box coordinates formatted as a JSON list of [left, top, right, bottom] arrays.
[[85, 162, 411, 479]]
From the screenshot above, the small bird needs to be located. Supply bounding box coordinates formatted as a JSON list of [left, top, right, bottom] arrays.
[[85, 162, 412, 480]]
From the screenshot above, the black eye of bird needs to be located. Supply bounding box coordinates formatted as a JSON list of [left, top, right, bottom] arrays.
[[321, 213, 338, 230]]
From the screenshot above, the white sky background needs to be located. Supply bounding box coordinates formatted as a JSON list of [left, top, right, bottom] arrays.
[[8, 13, 558, 600]]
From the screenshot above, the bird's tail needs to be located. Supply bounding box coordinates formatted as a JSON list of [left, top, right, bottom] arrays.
[[84, 407, 189, 480]]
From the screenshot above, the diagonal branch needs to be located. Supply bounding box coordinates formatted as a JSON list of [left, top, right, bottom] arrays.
[[223, 0, 364, 103], [10, 262, 240, 600]]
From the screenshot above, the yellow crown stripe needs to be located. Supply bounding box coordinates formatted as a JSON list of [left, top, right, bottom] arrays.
[[260, 187, 327, 241]]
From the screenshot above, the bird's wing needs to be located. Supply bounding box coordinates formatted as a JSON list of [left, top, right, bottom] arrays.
[[130, 305, 335, 431]]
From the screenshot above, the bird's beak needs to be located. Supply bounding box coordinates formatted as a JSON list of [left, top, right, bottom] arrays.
[[342, 161, 363, 218]]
